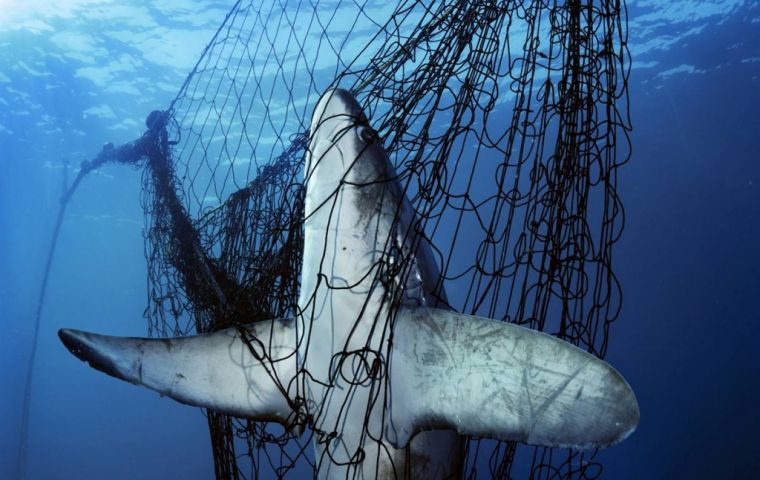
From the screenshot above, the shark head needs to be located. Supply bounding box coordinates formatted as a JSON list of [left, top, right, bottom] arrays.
[[59, 88, 638, 479], [306, 88, 383, 191], [301, 88, 447, 313], [302, 88, 400, 245]]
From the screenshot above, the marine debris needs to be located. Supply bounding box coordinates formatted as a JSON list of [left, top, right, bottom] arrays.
[[39, 0, 632, 478]]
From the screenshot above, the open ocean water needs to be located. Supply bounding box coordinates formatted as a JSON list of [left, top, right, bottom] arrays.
[[1, 1, 759, 479]]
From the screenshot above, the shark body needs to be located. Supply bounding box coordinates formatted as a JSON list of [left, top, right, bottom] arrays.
[[59, 89, 638, 479]]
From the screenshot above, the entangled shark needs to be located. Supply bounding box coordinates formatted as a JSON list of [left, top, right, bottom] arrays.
[[59, 88, 638, 479]]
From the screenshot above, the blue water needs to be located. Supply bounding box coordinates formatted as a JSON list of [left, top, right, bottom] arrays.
[[1, 1, 759, 479]]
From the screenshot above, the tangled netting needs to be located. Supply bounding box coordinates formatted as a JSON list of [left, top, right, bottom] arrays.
[[103, 0, 632, 478]]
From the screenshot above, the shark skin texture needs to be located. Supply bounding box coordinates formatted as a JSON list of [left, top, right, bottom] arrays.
[[59, 88, 639, 479]]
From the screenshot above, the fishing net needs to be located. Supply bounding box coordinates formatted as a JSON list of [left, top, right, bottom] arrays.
[[74, 0, 631, 478]]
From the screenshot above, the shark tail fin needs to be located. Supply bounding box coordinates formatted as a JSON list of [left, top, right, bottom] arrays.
[[388, 307, 639, 449], [58, 319, 298, 424]]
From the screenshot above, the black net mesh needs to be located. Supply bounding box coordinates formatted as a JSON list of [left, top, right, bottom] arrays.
[[88, 0, 631, 478]]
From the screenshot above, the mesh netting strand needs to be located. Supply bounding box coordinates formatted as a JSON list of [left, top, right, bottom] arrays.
[[131, 0, 630, 478]]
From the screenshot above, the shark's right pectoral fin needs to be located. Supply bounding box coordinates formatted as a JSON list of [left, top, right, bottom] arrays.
[[58, 318, 298, 425], [388, 307, 639, 450]]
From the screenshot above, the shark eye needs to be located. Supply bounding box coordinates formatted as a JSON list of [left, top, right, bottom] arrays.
[[356, 125, 377, 143]]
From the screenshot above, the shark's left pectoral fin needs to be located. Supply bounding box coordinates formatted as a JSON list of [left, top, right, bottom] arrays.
[[388, 307, 639, 450], [59, 319, 298, 424]]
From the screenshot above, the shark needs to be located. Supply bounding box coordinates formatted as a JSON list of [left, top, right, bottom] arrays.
[[59, 88, 639, 479]]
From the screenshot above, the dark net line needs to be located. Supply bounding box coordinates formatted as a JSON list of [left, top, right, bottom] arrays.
[[131, 0, 631, 478]]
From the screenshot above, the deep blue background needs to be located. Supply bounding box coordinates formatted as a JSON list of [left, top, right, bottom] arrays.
[[1, 1, 759, 478]]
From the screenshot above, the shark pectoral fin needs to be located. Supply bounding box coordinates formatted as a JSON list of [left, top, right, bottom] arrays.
[[389, 307, 639, 449], [58, 319, 298, 424]]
